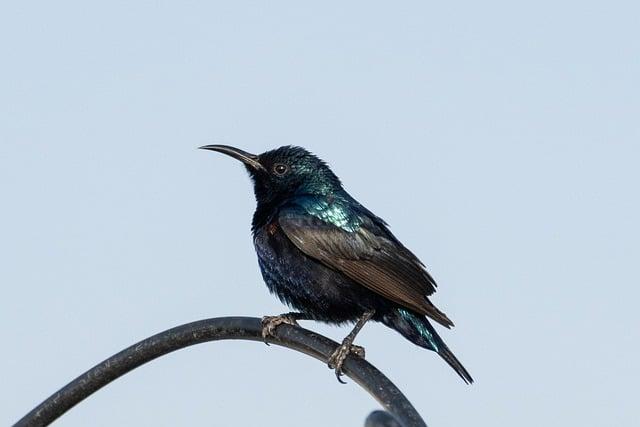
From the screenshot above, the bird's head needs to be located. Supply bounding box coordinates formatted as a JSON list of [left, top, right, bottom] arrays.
[[200, 145, 342, 205]]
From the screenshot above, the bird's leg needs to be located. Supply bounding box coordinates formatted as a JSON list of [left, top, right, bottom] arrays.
[[261, 312, 310, 344], [328, 310, 375, 384]]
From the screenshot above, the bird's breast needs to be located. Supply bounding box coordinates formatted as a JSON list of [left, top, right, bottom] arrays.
[[266, 221, 278, 236]]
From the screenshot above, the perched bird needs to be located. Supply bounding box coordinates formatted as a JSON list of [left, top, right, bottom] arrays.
[[201, 145, 473, 384]]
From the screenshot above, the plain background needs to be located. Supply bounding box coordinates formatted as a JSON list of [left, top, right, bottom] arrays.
[[1, 2, 638, 426]]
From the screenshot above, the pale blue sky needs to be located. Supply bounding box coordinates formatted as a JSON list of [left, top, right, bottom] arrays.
[[1, 2, 638, 426]]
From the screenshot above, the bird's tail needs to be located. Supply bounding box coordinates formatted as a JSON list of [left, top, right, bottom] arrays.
[[383, 308, 474, 384]]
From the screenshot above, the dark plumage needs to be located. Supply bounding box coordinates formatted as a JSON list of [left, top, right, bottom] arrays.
[[201, 144, 473, 384]]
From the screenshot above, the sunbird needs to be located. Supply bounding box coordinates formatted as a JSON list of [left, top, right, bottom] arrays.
[[201, 145, 472, 384]]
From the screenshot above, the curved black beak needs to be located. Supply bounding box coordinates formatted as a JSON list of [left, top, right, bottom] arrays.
[[199, 144, 266, 172]]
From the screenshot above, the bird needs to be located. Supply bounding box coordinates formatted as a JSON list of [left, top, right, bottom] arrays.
[[200, 144, 473, 384]]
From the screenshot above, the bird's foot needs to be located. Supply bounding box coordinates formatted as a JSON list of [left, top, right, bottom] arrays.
[[327, 341, 366, 384], [261, 314, 300, 344]]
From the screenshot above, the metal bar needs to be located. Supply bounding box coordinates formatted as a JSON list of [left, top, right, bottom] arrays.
[[365, 410, 405, 427], [13, 316, 426, 427]]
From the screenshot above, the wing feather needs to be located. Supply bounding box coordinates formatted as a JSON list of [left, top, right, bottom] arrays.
[[279, 208, 453, 328]]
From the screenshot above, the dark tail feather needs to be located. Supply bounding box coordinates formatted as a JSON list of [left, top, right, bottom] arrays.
[[438, 345, 474, 385], [383, 308, 474, 384]]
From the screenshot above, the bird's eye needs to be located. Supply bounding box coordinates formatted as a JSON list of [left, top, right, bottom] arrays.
[[273, 163, 289, 176]]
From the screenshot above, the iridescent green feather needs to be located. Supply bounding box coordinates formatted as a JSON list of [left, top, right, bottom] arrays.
[[297, 197, 362, 232], [397, 308, 439, 351]]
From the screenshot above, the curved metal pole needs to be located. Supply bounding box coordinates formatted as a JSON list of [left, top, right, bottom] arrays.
[[14, 317, 426, 427]]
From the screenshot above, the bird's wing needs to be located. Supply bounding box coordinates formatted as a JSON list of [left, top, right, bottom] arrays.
[[278, 206, 453, 328]]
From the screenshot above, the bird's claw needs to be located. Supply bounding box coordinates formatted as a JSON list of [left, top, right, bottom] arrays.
[[327, 342, 365, 384], [261, 314, 300, 345]]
